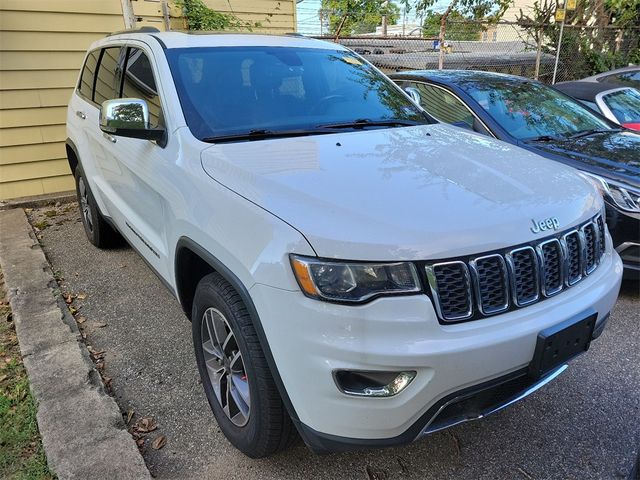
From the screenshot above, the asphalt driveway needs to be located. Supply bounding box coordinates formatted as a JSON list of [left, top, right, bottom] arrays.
[[29, 202, 639, 479]]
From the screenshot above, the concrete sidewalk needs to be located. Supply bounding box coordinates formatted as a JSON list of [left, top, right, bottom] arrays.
[[0, 208, 150, 480]]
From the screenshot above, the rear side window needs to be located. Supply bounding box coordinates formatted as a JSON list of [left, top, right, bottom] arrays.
[[410, 82, 475, 128], [94, 47, 124, 106], [121, 48, 164, 128], [78, 50, 99, 100]]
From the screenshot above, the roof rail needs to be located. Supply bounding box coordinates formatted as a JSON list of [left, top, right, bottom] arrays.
[[107, 26, 161, 37]]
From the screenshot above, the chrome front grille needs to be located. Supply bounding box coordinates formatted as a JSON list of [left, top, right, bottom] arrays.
[[469, 255, 509, 315], [427, 213, 606, 323], [426, 262, 473, 320], [506, 247, 539, 306], [539, 239, 564, 296]]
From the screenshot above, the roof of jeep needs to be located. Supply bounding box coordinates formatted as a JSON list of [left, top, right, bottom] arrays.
[[107, 30, 345, 51]]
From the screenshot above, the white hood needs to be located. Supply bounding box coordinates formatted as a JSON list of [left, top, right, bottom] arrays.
[[201, 124, 602, 261]]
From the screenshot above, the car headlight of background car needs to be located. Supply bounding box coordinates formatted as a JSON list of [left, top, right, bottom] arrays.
[[581, 172, 640, 214], [290, 255, 421, 303]]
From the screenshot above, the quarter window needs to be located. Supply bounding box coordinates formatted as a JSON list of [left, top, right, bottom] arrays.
[[78, 50, 99, 100], [94, 47, 124, 105], [410, 82, 475, 128], [121, 48, 164, 128]]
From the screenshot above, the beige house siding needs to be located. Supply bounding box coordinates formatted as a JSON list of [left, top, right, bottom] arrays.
[[0, 0, 297, 200]]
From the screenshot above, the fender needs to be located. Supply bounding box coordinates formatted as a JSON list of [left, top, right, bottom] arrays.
[[174, 237, 304, 430], [65, 138, 80, 174]]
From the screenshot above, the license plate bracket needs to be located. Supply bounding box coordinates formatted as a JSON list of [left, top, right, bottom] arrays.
[[528, 310, 597, 379]]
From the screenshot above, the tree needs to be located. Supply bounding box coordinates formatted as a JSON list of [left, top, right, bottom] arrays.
[[176, 0, 265, 30], [422, 9, 484, 40], [320, 0, 400, 37], [515, 0, 640, 78]]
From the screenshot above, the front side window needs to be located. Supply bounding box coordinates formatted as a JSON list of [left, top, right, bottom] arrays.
[[94, 47, 124, 105], [409, 82, 475, 128], [165, 46, 430, 141], [601, 89, 640, 124], [78, 50, 99, 101], [463, 78, 613, 140], [121, 48, 164, 128]]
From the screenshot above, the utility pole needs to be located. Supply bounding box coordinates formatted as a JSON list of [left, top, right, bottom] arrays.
[[161, 0, 171, 31], [552, 0, 572, 84], [381, 0, 388, 36], [120, 0, 136, 29]]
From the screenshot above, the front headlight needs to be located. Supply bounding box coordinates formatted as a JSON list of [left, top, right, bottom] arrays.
[[580, 172, 640, 213], [290, 255, 421, 303]]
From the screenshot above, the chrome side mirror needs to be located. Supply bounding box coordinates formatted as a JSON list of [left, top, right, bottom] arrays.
[[404, 87, 421, 105], [99, 98, 164, 141]]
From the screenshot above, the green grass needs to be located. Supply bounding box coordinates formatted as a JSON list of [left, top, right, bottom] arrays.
[[0, 301, 55, 480]]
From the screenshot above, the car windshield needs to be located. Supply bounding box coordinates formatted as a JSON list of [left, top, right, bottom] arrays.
[[602, 88, 640, 124], [462, 77, 613, 140], [165, 46, 430, 141]]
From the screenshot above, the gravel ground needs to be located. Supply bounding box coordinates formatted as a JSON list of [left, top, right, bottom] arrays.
[[28, 202, 639, 480]]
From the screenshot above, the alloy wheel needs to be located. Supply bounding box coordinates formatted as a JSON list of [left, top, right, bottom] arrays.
[[78, 177, 94, 232], [201, 307, 250, 426]]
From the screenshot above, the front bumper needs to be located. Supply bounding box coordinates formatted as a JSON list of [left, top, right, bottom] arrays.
[[249, 248, 622, 451], [605, 201, 640, 277]]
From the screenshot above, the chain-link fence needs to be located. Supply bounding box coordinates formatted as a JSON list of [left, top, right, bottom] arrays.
[[311, 20, 639, 84]]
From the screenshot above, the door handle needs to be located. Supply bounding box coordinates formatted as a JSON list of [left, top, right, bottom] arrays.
[[75, 110, 86, 120], [102, 132, 117, 144]]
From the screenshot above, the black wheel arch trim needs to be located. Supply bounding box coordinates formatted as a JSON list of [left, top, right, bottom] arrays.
[[65, 138, 80, 174], [174, 236, 303, 429]]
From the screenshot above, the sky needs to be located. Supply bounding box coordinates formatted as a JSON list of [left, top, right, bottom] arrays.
[[296, 0, 453, 35]]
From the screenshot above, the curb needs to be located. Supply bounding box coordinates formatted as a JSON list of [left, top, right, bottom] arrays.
[[0, 208, 151, 480], [0, 191, 76, 211]]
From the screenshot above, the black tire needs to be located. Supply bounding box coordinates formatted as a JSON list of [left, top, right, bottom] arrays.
[[74, 165, 121, 248], [192, 272, 297, 458]]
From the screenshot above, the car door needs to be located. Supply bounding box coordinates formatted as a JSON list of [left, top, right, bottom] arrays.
[[98, 46, 177, 279], [398, 81, 493, 136], [71, 46, 127, 221]]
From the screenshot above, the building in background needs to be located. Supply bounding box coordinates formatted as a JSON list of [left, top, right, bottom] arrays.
[[0, 0, 296, 200]]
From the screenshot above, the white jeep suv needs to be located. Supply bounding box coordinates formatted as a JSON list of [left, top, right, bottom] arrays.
[[66, 29, 623, 457]]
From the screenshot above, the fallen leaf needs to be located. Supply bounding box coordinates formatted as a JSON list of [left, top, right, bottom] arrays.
[[64, 293, 74, 304], [0, 374, 7, 383], [126, 409, 135, 425], [136, 438, 145, 447], [69, 306, 78, 315], [77, 293, 87, 300], [135, 416, 157, 433], [93, 321, 107, 328], [76, 316, 86, 324], [102, 376, 112, 387], [151, 435, 167, 450]]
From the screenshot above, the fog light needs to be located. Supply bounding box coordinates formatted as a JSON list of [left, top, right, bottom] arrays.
[[333, 370, 416, 397]]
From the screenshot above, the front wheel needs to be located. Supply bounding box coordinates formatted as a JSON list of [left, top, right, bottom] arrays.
[[192, 272, 297, 457], [74, 166, 121, 248]]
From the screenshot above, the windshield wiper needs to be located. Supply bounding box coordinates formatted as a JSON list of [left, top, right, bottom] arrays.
[[567, 128, 620, 140], [201, 128, 338, 143], [523, 134, 562, 143], [317, 118, 422, 130]]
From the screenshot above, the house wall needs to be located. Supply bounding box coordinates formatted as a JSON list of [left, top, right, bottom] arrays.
[[0, 0, 297, 200]]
